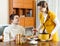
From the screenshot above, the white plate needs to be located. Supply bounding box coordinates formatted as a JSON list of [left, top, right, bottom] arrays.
[[29, 40, 38, 44]]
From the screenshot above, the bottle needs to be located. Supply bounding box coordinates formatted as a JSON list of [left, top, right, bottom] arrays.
[[15, 34, 25, 45], [15, 34, 20, 44], [33, 28, 37, 35]]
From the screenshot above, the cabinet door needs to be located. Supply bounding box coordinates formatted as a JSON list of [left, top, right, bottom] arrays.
[[23, 3, 32, 9], [25, 17, 34, 27], [13, 0, 23, 8], [13, 2, 23, 8], [23, 0, 33, 9], [19, 17, 25, 27]]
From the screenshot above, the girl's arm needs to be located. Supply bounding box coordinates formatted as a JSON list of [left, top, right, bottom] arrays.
[[51, 17, 60, 36]]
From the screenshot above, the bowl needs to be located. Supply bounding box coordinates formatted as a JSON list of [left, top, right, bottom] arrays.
[[38, 33, 50, 41]]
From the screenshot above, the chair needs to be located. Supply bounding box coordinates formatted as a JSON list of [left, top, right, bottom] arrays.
[[0, 26, 8, 42]]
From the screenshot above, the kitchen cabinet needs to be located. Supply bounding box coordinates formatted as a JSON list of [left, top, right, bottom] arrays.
[[9, 0, 36, 27]]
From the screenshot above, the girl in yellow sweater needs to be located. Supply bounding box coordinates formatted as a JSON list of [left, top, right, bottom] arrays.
[[37, 1, 59, 42]]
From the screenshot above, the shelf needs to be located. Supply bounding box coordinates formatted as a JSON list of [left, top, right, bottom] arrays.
[[13, 8, 32, 17]]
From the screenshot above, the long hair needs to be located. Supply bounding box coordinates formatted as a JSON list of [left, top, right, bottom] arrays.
[[37, 1, 49, 13]]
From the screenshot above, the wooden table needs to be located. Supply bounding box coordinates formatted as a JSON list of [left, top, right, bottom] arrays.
[[0, 41, 60, 46]]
